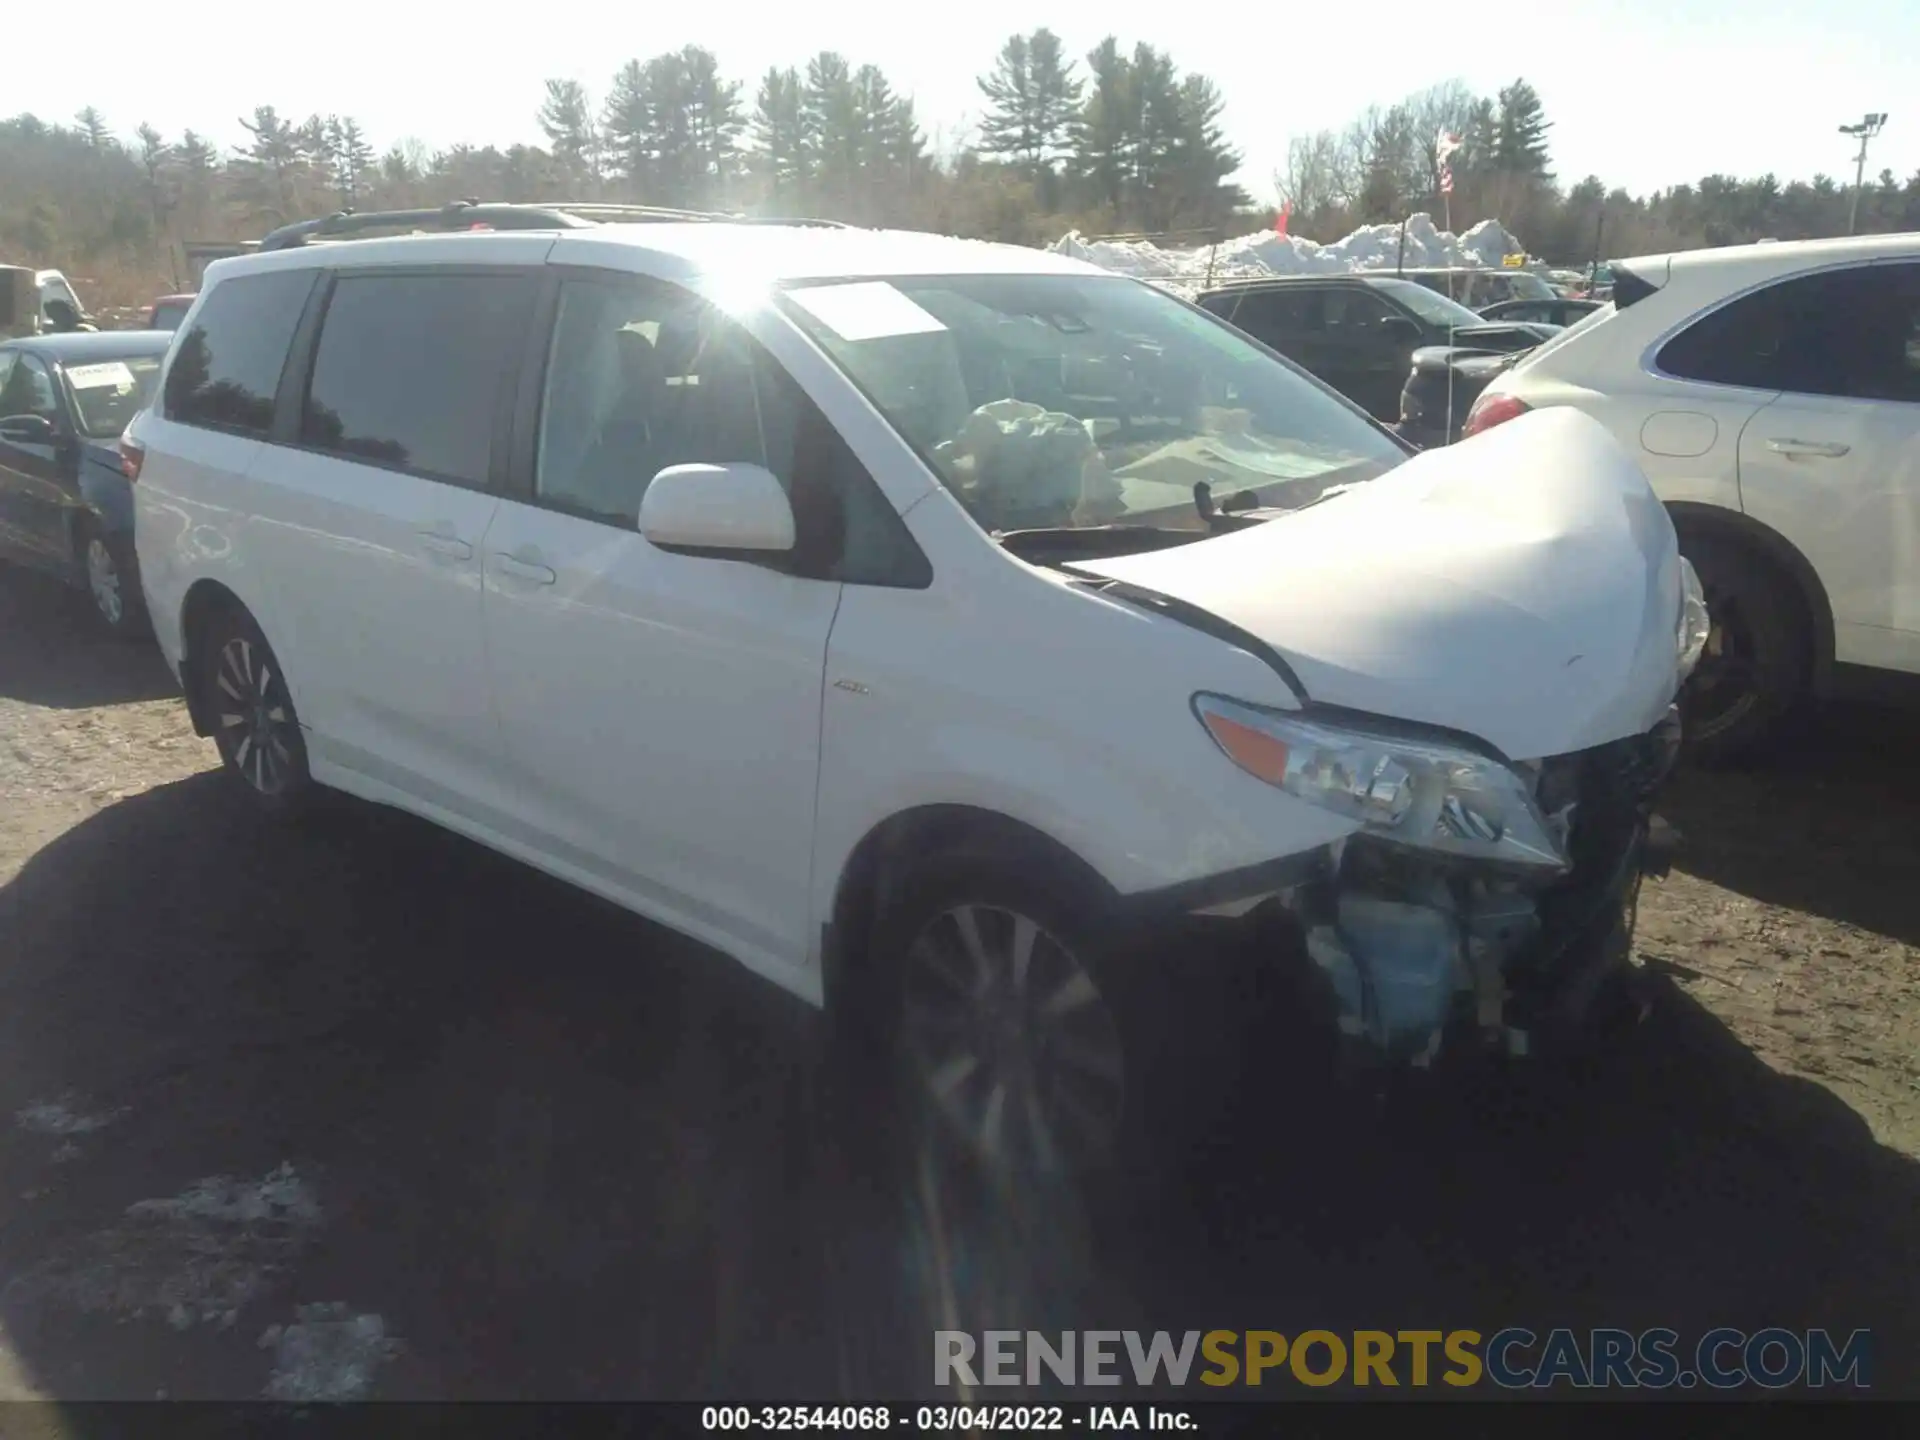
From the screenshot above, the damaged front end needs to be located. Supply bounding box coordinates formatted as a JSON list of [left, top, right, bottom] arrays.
[[1196, 697, 1684, 1069]]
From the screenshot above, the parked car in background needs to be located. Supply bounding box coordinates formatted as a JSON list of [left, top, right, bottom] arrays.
[[1396, 347, 1527, 450], [1197, 274, 1560, 422], [1464, 231, 1920, 760], [0, 330, 168, 634], [1397, 266, 1559, 309], [0, 266, 96, 337], [145, 293, 197, 330], [127, 203, 1696, 1183], [1479, 296, 1606, 327], [1399, 301, 1615, 448]]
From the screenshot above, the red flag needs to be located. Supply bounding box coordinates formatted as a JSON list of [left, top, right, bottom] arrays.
[[1274, 200, 1292, 236]]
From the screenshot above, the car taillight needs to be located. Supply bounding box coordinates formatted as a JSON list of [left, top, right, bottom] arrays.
[[1462, 393, 1530, 439], [119, 436, 145, 481]]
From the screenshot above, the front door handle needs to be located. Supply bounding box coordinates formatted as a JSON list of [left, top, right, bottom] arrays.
[[417, 531, 474, 560], [493, 553, 557, 585], [1765, 437, 1851, 459]]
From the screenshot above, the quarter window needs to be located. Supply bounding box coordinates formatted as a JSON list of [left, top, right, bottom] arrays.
[[1658, 263, 1920, 403], [302, 271, 536, 485], [163, 269, 314, 437]]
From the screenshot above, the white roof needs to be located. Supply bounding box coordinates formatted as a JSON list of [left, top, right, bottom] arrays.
[[1621, 229, 1920, 283], [208, 222, 1111, 287], [549, 222, 1105, 281]]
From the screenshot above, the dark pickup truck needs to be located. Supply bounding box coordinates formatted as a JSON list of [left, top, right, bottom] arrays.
[[1196, 274, 1559, 426]]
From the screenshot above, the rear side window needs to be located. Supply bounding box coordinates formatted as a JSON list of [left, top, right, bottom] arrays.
[[163, 270, 314, 437], [302, 272, 536, 486], [1658, 264, 1920, 402], [1208, 288, 1321, 345]]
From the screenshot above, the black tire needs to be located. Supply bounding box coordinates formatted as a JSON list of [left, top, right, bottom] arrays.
[[1678, 533, 1810, 765], [841, 846, 1232, 1192], [194, 603, 314, 813], [76, 520, 148, 639]]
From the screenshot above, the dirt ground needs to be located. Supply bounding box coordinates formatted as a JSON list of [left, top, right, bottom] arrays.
[[0, 563, 1915, 1403]]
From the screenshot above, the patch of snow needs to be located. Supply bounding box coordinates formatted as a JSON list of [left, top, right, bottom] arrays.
[[2, 1162, 322, 1327], [1051, 212, 1527, 296], [16, 1094, 129, 1137], [262, 1304, 400, 1402]]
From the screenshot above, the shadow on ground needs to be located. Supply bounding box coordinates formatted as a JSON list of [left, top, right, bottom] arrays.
[[0, 568, 177, 710], [1662, 701, 1920, 946], [0, 755, 1914, 1403]]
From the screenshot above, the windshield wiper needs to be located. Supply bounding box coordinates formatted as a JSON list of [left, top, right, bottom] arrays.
[[994, 523, 1201, 562]]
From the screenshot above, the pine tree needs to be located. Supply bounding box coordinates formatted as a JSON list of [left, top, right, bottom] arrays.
[[803, 52, 863, 218], [1165, 75, 1247, 228], [1492, 80, 1552, 180], [538, 79, 598, 192], [134, 124, 174, 233], [751, 67, 811, 208], [601, 60, 652, 197], [679, 47, 744, 208], [322, 117, 375, 206], [74, 107, 111, 150], [1069, 37, 1131, 218], [976, 28, 1081, 180]]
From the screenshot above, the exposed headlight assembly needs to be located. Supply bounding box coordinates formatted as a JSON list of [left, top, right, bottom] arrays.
[[1192, 695, 1569, 872], [1676, 555, 1711, 683]]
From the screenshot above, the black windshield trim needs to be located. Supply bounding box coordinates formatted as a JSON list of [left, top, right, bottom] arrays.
[[1067, 573, 1308, 704]]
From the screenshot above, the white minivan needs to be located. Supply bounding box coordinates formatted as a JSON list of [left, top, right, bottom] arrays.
[[127, 204, 1704, 1178]]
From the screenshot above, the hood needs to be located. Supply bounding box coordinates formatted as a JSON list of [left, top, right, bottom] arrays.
[[1071, 409, 1684, 761]]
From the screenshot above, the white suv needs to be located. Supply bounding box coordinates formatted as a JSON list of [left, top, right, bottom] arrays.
[[127, 204, 1700, 1177], [1465, 232, 1920, 758]]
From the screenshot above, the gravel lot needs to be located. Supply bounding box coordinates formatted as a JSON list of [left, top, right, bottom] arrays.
[[1, 563, 1915, 1400]]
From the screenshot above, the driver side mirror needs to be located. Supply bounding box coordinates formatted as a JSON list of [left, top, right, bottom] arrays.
[[0, 413, 54, 443], [638, 462, 796, 556], [1381, 314, 1423, 339]]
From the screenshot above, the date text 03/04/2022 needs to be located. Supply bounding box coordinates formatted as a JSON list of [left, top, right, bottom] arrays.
[[701, 1406, 1195, 1432]]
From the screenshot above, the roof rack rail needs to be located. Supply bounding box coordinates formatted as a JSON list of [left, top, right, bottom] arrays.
[[258, 199, 857, 251]]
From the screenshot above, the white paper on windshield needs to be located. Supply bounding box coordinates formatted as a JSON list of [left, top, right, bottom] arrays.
[[787, 282, 947, 342], [66, 361, 137, 392]]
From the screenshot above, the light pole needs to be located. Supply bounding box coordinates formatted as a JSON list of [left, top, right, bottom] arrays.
[[1838, 112, 1888, 235]]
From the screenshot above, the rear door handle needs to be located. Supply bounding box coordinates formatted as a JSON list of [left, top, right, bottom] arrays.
[[493, 553, 556, 585], [1765, 437, 1851, 458], [417, 531, 473, 560]]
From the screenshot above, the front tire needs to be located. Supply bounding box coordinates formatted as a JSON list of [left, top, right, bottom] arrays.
[[855, 852, 1163, 1188], [1678, 534, 1810, 764], [196, 605, 313, 813]]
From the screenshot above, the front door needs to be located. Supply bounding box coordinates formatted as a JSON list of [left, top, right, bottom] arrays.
[[479, 271, 842, 979]]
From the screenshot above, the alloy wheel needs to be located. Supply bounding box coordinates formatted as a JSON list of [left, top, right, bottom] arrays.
[[214, 636, 297, 795], [86, 537, 123, 627], [1682, 583, 1757, 741], [900, 903, 1124, 1177]]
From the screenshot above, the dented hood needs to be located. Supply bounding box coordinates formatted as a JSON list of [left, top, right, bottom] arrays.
[[1072, 409, 1685, 761]]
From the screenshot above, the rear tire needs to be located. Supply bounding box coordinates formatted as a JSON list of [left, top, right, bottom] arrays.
[[1677, 534, 1810, 765], [195, 604, 313, 814]]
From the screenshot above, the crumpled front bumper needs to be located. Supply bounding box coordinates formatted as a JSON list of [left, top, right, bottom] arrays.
[[1141, 706, 1685, 1070]]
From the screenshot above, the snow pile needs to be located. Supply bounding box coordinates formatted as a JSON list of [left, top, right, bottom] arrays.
[[1052, 213, 1526, 294], [4, 1162, 323, 1330], [262, 1303, 402, 1402]]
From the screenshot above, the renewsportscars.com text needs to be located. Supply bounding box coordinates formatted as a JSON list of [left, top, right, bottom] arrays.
[[934, 1327, 1872, 1390]]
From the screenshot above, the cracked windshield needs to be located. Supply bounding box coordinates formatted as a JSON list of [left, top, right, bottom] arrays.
[[782, 274, 1403, 541]]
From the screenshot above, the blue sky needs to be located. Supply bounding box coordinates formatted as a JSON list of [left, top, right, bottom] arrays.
[[24, 0, 1919, 204]]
